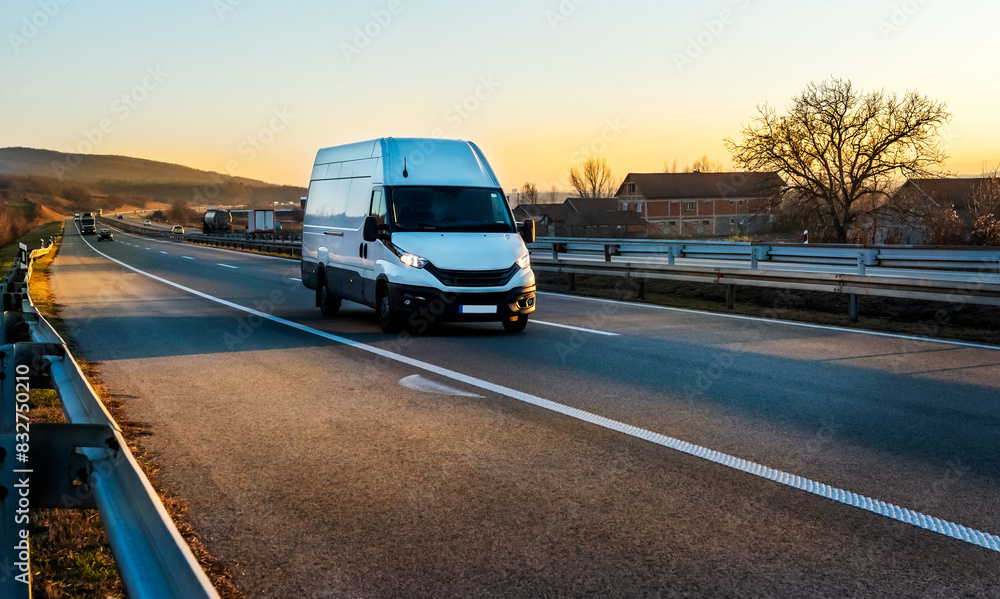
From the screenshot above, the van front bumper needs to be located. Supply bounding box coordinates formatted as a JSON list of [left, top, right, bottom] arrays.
[[388, 283, 536, 325]]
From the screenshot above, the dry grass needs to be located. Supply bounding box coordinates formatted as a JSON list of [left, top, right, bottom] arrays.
[[24, 229, 244, 598]]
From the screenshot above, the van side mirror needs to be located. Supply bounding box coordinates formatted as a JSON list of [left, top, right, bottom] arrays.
[[520, 219, 536, 244], [363, 216, 378, 242]]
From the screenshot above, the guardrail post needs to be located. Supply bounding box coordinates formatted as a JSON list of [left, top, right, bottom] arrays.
[[751, 248, 759, 270], [726, 284, 735, 310], [857, 253, 866, 276], [849, 295, 859, 322], [636, 278, 645, 300]]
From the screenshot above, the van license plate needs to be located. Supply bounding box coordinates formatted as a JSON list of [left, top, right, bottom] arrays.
[[460, 305, 496, 314]]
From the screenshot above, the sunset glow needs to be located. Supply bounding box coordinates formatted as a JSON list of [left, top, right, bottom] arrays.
[[3, 0, 998, 189]]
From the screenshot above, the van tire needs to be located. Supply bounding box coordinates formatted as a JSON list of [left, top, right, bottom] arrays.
[[377, 285, 403, 333], [502, 315, 528, 333], [318, 275, 341, 316]]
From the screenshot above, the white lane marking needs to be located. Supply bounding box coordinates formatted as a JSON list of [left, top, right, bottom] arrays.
[[182, 256, 195, 260], [111, 228, 295, 262], [399, 374, 483, 397], [289, 277, 302, 281], [532, 320, 619, 336], [159, 251, 168, 255], [537, 292, 1000, 352], [217, 263, 238, 269], [78, 236, 1000, 554]]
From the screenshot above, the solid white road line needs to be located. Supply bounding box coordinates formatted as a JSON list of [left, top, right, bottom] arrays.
[[531, 320, 619, 336], [78, 235, 1000, 555], [538, 291, 1000, 352]]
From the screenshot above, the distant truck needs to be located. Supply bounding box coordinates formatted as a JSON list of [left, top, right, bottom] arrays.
[[247, 210, 275, 237], [80, 213, 96, 235], [202, 208, 232, 234]]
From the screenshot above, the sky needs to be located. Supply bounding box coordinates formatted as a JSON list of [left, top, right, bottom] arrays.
[[2, 0, 999, 194]]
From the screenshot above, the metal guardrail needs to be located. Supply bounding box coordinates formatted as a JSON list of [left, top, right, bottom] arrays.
[[529, 236, 1000, 272], [0, 237, 220, 598], [90, 218, 1000, 315], [97, 216, 302, 256], [527, 237, 1000, 319]]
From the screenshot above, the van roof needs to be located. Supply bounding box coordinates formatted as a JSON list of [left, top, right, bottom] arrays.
[[313, 138, 502, 188]]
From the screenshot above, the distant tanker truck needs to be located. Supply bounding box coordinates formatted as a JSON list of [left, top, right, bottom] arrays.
[[202, 209, 232, 234]]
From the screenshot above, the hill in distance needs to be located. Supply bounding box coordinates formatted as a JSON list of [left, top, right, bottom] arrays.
[[0, 147, 306, 212], [0, 146, 292, 188]]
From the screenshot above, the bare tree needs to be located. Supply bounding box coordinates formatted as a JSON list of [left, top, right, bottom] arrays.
[[663, 156, 726, 173], [546, 185, 559, 203], [569, 156, 618, 198], [519, 182, 539, 204], [969, 167, 1000, 245], [725, 78, 951, 242]]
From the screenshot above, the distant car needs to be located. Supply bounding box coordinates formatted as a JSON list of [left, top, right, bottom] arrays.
[[97, 229, 114, 242], [171, 225, 184, 234], [143, 219, 151, 226]]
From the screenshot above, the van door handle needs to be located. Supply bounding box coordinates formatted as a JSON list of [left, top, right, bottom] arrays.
[[359, 243, 364, 257]]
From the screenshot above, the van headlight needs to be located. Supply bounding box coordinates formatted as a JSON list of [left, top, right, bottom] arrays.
[[516, 252, 530, 269], [400, 253, 428, 269], [387, 242, 428, 268]]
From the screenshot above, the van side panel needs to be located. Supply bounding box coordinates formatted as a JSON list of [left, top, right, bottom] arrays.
[[302, 152, 378, 300]]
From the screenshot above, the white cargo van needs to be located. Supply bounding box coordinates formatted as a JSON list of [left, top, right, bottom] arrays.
[[301, 138, 536, 333]]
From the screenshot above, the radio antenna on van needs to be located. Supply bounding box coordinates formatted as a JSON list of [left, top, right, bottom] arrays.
[[402, 158, 408, 178]]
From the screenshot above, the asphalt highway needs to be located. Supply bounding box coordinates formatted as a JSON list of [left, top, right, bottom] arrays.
[[48, 222, 1000, 598]]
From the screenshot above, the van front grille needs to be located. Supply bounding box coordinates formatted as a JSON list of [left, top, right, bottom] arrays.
[[424, 263, 519, 287]]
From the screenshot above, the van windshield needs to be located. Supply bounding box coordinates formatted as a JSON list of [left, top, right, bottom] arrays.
[[389, 186, 516, 233]]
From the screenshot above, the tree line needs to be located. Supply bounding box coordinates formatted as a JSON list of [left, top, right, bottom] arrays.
[[516, 78, 999, 245]]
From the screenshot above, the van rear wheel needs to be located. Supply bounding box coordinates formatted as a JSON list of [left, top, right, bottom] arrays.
[[377, 285, 403, 333], [502, 315, 528, 333], [318, 279, 341, 316]]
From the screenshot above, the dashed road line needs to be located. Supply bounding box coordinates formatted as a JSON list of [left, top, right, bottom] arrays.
[[217, 263, 238, 269], [538, 292, 1000, 351]]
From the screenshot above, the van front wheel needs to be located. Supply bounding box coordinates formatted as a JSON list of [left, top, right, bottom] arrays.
[[502, 315, 528, 333], [319, 280, 341, 316], [377, 286, 403, 333]]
